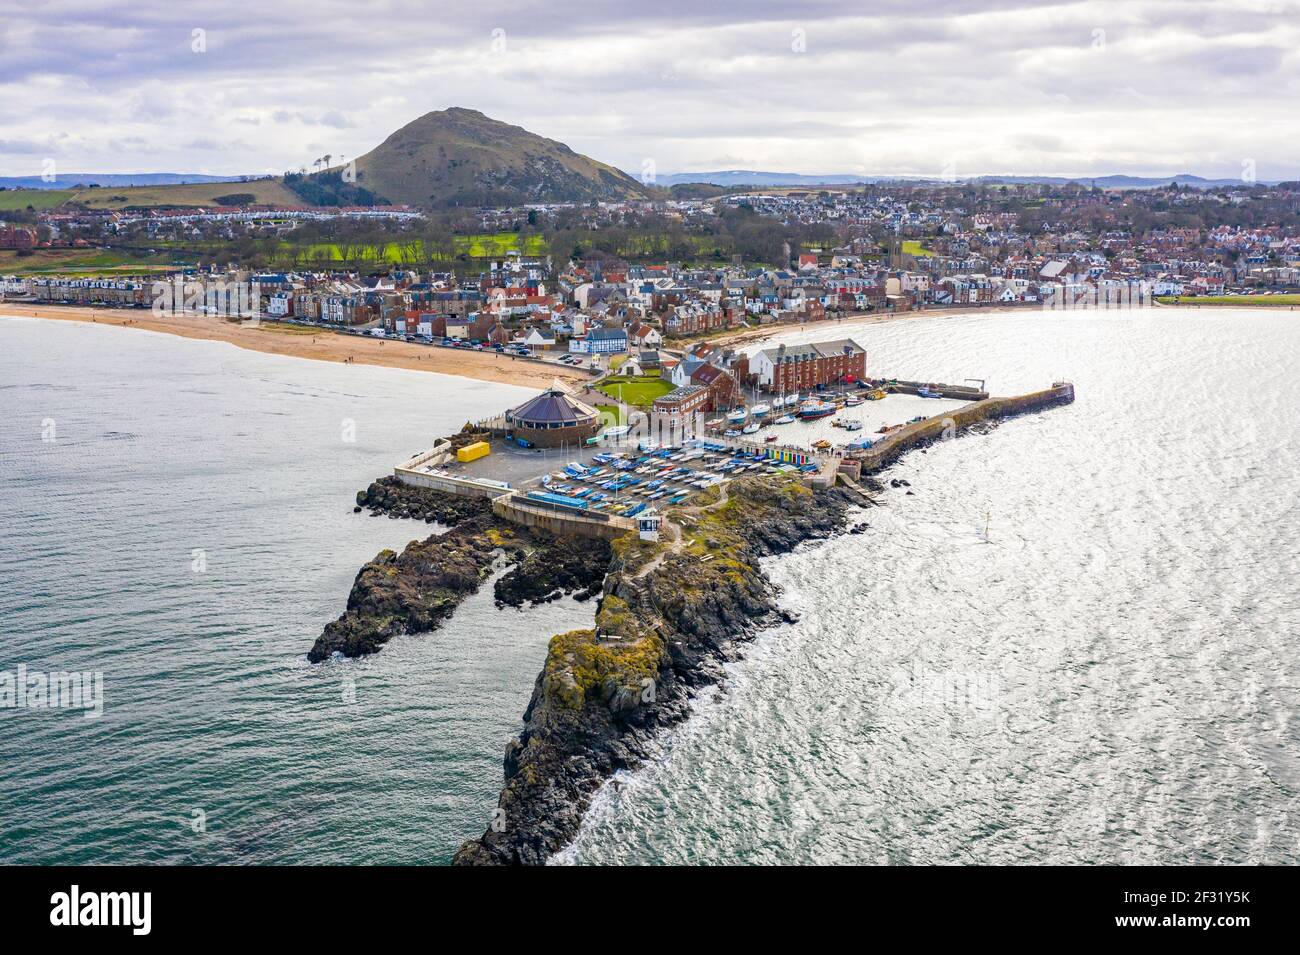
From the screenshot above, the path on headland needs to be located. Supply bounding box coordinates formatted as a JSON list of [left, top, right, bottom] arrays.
[[634, 482, 732, 579]]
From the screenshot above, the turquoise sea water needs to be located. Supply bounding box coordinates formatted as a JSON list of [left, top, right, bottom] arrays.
[[0, 316, 591, 864], [4, 309, 1298, 866]]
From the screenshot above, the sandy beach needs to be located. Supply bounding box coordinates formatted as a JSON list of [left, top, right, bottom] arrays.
[[0, 304, 591, 390]]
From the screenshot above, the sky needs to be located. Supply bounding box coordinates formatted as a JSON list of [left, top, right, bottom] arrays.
[[1, 0, 1297, 181]]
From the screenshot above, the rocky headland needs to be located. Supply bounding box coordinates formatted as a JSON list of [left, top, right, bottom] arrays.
[[452, 475, 857, 865], [308, 477, 609, 663]]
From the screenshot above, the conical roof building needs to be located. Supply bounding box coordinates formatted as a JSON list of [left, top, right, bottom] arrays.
[[506, 380, 601, 448]]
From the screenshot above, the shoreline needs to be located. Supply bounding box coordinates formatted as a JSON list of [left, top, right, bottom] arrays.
[[0, 304, 590, 390]]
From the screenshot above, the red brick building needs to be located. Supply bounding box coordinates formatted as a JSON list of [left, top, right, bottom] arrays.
[[749, 339, 867, 394]]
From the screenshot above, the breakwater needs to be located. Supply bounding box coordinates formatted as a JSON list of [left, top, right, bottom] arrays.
[[849, 382, 1075, 475]]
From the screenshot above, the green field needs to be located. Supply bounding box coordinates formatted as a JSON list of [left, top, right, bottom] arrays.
[[595, 375, 674, 407], [0, 247, 183, 275], [0, 189, 76, 211], [0, 180, 299, 211], [901, 240, 932, 257], [1157, 294, 1300, 307]]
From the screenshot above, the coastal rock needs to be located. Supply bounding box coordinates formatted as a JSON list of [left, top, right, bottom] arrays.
[[453, 475, 856, 866], [494, 534, 611, 608], [355, 475, 490, 527], [307, 517, 506, 662]]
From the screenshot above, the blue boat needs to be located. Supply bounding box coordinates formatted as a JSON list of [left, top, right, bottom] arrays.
[[918, 386, 943, 399]]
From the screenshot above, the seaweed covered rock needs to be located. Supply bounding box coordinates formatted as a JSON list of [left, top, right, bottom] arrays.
[[494, 533, 610, 607], [307, 517, 519, 662], [453, 475, 857, 865], [355, 475, 491, 526]]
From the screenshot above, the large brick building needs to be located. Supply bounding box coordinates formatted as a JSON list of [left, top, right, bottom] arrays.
[[749, 338, 867, 394]]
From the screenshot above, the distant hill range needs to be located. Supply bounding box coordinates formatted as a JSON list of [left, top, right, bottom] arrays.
[[350, 107, 653, 207], [0, 173, 244, 190], [656, 170, 1277, 189]]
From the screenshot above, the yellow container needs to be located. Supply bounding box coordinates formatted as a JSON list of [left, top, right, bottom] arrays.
[[456, 441, 490, 463]]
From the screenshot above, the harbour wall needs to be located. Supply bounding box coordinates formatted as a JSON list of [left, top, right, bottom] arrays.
[[491, 494, 637, 541], [850, 382, 1075, 475]]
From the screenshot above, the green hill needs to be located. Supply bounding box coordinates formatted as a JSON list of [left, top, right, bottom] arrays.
[[350, 107, 653, 207]]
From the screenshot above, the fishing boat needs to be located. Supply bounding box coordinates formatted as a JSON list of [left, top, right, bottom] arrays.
[[798, 399, 837, 420], [812, 439, 832, 451], [742, 422, 761, 435], [844, 395, 866, 406], [726, 408, 748, 424], [918, 385, 944, 399], [773, 413, 796, 425], [866, 388, 886, 401], [750, 403, 771, 418]]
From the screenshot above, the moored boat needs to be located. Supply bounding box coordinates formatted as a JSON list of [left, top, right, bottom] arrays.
[[726, 408, 748, 424], [773, 414, 796, 425], [918, 385, 943, 399], [741, 422, 760, 434], [798, 399, 836, 419], [844, 395, 865, 406], [750, 403, 771, 418]]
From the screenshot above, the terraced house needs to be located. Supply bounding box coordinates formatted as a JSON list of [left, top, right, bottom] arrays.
[[750, 339, 867, 394]]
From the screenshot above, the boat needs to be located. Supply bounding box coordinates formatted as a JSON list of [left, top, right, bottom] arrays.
[[798, 399, 837, 420], [741, 422, 760, 435], [750, 403, 771, 418], [765, 434, 779, 442], [773, 414, 796, 425], [866, 389, 886, 401], [918, 386, 944, 399], [812, 439, 832, 450], [726, 408, 748, 424], [844, 395, 866, 406], [839, 419, 863, 431], [724, 429, 741, 437]]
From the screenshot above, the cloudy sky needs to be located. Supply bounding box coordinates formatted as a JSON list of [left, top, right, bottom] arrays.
[[1, 0, 1297, 180]]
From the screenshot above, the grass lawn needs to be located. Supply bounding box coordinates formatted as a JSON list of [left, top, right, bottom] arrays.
[[901, 240, 932, 257], [1156, 294, 1300, 307], [595, 375, 674, 407], [0, 189, 75, 211], [0, 247, 180, 274]]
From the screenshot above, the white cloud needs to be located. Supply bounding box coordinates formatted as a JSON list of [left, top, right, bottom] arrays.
[[0, 0, 1296, 180]]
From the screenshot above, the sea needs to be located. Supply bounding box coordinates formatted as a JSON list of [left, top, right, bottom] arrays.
[[3, 308, 1297, 865]]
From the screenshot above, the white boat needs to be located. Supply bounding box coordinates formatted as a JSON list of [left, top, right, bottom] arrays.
[[726, 408, 748, 424], [742, 422, 760, 434], [724, 429, 742, 437], [773, 414, 796, 425], [750, 403, 771, 417]]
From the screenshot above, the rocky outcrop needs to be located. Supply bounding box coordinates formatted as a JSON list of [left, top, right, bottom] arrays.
[[312, 485, 611, 663], [355, 475, 490, 526], [307, 517, 512, 662], [453, 475, 857, 865], [494, 535, 611, 608]]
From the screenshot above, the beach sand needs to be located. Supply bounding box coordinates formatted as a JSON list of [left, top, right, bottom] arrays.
[[1, 304, 591, 390]]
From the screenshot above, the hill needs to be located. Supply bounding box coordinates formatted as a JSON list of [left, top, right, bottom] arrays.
[[349, 107, 652, 207], [0, 173, 244, 191], [0, 179, 301, 211]]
